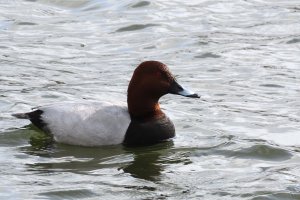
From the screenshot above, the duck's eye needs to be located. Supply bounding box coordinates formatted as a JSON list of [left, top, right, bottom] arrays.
[[159, 72, 168, 80], [155, 71, 161, 78], [154, 71, 171, 81]]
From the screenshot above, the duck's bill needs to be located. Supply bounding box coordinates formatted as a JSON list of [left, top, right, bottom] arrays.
[[169, 80, 200, 98]]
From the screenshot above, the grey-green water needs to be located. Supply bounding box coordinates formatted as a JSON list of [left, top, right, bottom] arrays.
[[1, 0, 300, 199]]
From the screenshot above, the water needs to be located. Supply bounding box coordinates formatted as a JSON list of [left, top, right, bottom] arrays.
[[1, 0, 300, 199]]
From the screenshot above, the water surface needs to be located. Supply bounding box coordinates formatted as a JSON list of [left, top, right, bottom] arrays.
[[1, 0, 300, 199]]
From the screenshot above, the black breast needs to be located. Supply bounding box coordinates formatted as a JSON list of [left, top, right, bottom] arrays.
[[123, 114, 175, 146]]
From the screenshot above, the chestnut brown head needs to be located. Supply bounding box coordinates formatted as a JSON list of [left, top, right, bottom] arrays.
[[127, 61, 199, 119]]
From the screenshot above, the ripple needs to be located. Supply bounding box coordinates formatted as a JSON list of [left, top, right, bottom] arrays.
[[131, 1, 150, 8], [259, 84, 285, 88], [195, 52, 221, 59], [286, 38, 300, 44], [207, 69, 222, 72], [252, 192, 300, 200], [115, 24, 158, 32], [39, 189, 97, 199], [226, 144, 292, 161], [16, 22, 37, 26]]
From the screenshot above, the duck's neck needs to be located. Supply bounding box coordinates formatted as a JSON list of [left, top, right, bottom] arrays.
[[127, 92, 163, 120]]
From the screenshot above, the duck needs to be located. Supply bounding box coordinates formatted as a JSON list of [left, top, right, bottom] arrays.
[[12, 61, 199, 147]]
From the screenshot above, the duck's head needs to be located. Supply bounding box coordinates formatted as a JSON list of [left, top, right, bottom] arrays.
[[127, 61, 199, 119]]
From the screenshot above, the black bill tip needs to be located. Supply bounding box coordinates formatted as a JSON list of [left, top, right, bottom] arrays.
[[169, 81, 200, 98]]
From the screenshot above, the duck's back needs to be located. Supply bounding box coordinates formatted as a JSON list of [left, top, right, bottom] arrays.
[[24, 102, 131, 146]]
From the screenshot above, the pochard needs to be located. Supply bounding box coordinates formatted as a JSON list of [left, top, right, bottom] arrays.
[[13, 61, 199, 146]]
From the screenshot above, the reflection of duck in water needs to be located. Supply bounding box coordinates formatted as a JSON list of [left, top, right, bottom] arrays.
[[13, 61, 199, 147], [25, 130, 174, 182], [123, 141, 174, 181]]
